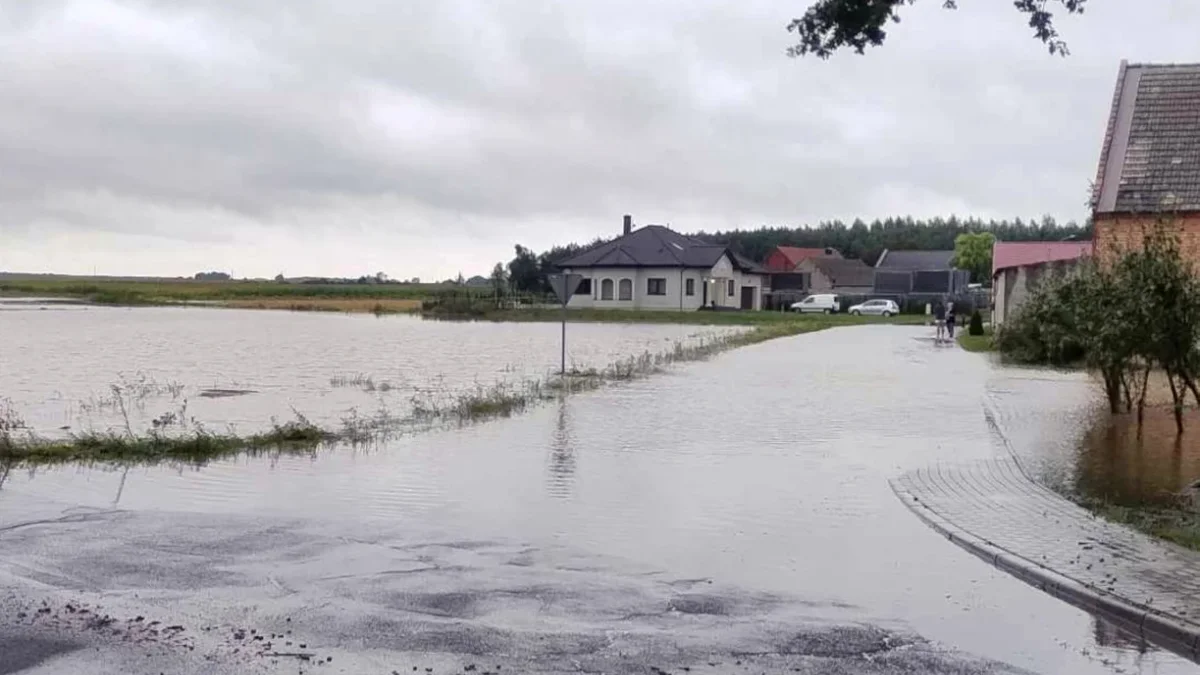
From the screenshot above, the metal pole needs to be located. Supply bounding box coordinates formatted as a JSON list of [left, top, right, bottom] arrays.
[[561, 300, 567, 375]]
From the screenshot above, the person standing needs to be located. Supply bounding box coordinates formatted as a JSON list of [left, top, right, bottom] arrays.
[[933, 301, 947, 342], [946, 301, 957, 341]]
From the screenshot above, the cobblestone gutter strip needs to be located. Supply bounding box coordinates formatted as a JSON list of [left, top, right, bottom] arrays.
[[892, 464, 1200, 663]]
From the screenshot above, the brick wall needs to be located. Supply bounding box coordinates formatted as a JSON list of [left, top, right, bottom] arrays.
[[1093, 212, 1200, 270]]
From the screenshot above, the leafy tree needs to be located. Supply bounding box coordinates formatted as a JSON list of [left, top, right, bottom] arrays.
[[490, 262, 509, 295], [997, 221, 1200, 432], [787, 0, 1087, 59], [952, 232, 996, 284], [507, 245, 543, 293]]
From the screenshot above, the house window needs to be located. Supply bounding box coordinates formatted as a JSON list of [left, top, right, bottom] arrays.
[[618, 278, 633, 301], [647, 278, 666, 296], [575, 278, 592, 295], [685, 278, 695, 296], [727, 279, 735, 297], [600, 278, 614, 300]]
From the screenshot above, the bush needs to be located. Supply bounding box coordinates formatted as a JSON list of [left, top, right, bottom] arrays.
[[968, 310, 984, 336]]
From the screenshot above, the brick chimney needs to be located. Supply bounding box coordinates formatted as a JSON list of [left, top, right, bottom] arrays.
[[623, 214, 633, 236]]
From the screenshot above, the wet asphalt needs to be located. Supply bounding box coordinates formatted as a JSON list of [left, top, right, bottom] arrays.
[[2, 324, 1197, 674]]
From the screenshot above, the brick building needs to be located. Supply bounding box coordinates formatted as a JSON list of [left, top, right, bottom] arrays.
[[1093, 61, 1200, 262]]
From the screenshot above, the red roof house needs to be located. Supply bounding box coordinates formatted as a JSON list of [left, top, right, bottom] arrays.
[[762, 246, 840, 272], [992, 240, 1093, 325]]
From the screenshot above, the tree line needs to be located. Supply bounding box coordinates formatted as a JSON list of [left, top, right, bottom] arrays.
[[499, 215, 1091, 293]]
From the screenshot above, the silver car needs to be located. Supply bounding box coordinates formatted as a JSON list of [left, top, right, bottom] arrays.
[[848, 299, 899, 317]]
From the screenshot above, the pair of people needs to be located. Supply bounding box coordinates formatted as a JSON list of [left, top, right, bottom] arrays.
[[934, 301, 957, 343]]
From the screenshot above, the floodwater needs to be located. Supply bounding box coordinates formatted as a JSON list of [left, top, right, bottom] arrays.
[[985, 366, 1200, 508], [0, 301, 741, 437], [1, 307, 1197, 674]]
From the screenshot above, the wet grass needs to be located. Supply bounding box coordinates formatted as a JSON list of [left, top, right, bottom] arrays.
[[431, 307, 930, 328], [1, 417, 336, 466], [224, 298, 422, 314], [957, 329, 995, 353], [1081, 499, 1200, 552], [329, 373, 393, 392], [0, 276, 439, 314]]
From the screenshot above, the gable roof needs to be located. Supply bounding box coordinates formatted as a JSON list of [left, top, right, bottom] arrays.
[[1094, 61, 1200, 214], [874, 249, 956, 271], [772, 246, 832, 268], [992, 241, 1093, 277], [808, 257, 874, 287], [555, 225, 761, 272]]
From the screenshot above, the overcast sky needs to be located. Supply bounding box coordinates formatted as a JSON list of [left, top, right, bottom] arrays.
[[1, 1, 1197, 279]]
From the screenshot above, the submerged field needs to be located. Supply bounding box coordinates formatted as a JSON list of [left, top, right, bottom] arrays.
[[0, 275, 440, 309]]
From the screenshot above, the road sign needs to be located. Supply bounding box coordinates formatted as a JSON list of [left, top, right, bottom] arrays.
[[546, 273, 584, 375], [547, 273, 584, 306]]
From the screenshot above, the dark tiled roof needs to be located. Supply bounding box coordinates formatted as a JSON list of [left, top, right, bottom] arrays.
[[874, 249, 956, 271], [1094, 62, 1200, 213], [809, 257, 874, 287], [557, 225, 760, 272]]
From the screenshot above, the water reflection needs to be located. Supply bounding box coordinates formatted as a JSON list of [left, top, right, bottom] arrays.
[[1093, 616, 1149, 654], [546, 400, 576, 499], [1074, 409, 1200, 507]]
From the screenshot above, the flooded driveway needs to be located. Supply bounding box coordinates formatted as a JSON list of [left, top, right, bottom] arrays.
[[1, 315, 1195, 673]]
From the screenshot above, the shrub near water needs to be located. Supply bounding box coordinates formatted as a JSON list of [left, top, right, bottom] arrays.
[[996, 222, 1200, 432]]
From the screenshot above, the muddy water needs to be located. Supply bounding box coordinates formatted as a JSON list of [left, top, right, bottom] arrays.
[[0, 301, 740, 437], [985, 366, 1200, 508], [3, 319, 1195, 673]]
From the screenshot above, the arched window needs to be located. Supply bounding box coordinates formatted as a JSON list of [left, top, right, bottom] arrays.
[[600, 278, 614, 300], [618, 278, 633, 301]]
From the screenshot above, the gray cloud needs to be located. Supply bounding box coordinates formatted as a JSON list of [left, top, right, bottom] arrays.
[[1, 0, 1198, 277]]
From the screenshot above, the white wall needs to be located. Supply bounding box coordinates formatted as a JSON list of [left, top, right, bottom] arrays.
[[560, 263, 764, 311]]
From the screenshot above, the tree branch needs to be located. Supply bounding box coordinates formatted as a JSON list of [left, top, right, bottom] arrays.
[[787, 0, 1088, 59]]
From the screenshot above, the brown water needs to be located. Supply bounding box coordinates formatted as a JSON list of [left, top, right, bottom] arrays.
[[985, 367, 1200, 508]]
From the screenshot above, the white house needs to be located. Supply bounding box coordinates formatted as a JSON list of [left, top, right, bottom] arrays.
[[556, 217, 769, 311]]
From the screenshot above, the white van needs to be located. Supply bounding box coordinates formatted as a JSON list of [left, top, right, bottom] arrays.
[[790, 294, 840, 314]]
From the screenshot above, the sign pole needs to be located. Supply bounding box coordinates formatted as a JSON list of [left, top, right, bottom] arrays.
[[547, 273, 583, 377]]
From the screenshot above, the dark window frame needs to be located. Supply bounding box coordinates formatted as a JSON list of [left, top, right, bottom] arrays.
[[685, 278, 695, 296], [600, 278, 614, 300], [575, 278, 592, 295], [618, 278, 633, 301], [727, 279, 735, 297], [647, 278, 667, 296]]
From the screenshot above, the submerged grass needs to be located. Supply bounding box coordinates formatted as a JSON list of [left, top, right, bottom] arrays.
[[1079, 498, 1200, 552], [1, 416, 335, 466], [0, 315, 917, 467]]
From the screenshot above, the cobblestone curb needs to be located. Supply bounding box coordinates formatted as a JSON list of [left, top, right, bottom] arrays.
[[892, 472, 1200, 662]]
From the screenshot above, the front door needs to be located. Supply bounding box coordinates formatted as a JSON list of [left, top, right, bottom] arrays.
[[740, 286, 755, 310]]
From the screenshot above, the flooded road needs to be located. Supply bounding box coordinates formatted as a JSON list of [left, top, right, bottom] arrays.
[[2, 313, 1197, 673]]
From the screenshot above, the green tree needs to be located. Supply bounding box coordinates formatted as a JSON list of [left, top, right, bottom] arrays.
[[507, 245, 543, 293], [951, 232, 996, 284], [786, 0, 1087, 59], [490, 262, 509, 295]]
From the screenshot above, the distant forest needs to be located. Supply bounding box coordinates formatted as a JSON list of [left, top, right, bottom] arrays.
[[694, 215, 1090, 267], [505, 215, 1090, 292]]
